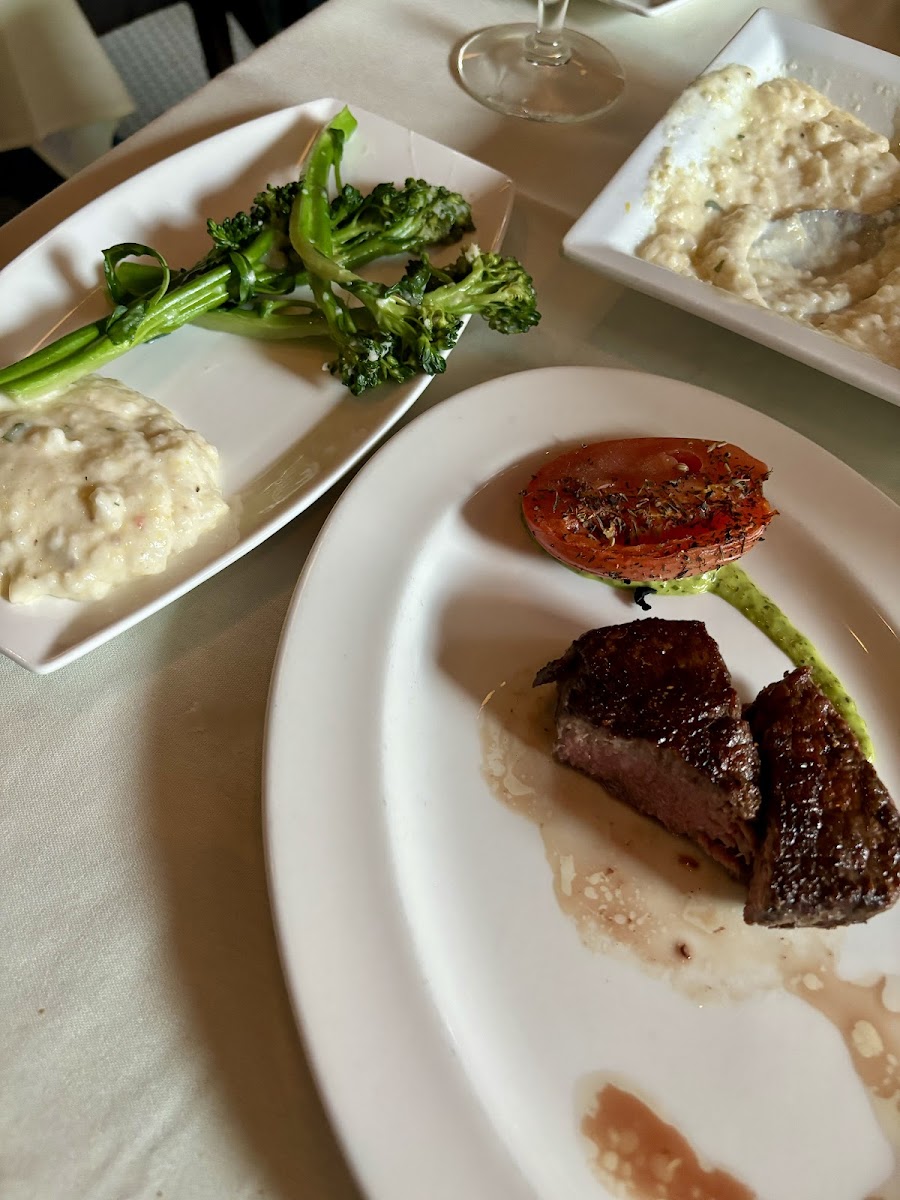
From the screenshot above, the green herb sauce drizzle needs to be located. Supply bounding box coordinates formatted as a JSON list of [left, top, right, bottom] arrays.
[[603, 563, 873, 761]]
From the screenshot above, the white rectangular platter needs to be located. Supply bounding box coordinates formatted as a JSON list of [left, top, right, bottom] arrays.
[[0, 98, 512, 672], [563, 8, 900, 408]]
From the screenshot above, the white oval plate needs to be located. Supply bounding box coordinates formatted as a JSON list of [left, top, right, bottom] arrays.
[[265, 366, 900, 1200], [0, 99, 512, 672]]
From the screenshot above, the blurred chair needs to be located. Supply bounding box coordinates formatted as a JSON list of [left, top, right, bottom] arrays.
[[0, 0, 328, 226], [77, 1, 325, 77]]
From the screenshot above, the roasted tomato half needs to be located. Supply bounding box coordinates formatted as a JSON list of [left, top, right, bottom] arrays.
[[521, 437, 777, 582]]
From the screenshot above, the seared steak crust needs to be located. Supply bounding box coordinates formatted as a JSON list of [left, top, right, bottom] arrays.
[[535, 619, 762, 876], [745, 667, 900, 928]]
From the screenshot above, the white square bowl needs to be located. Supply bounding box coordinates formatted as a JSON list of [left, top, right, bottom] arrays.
[[563, 7, 900, 408]]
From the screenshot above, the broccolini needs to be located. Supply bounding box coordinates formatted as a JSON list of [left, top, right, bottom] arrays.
[[0, 107, 539, 404]]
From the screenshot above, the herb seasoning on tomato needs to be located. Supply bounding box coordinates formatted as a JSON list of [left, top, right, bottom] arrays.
[[521, 437, 777, 582]]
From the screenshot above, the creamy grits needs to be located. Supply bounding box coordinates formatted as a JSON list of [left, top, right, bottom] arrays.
[[0, 376, 228, 603], [640, 67, 900, 365]]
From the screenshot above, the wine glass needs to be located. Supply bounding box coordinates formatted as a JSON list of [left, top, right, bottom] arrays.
[[456, 0, 624, 123]]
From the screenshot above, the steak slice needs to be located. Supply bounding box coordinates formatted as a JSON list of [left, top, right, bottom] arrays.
[[534, 619, 762, 877], [745, 667, 900, 928]]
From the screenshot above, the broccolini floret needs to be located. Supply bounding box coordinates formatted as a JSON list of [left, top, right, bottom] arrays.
[[288, 110, 539, 393], [329, 178, 474, 265], [419, 246, 541, 335]]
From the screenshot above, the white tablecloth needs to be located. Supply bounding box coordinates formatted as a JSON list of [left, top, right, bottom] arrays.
[[2, 2, 899, 1197]]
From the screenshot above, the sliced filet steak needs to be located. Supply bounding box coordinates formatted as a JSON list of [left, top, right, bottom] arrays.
[[534, 619, 762, 877], [745, 667, 900, 928]]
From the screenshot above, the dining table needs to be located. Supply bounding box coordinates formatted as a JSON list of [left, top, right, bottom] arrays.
[[2, 0, 900, 1197]]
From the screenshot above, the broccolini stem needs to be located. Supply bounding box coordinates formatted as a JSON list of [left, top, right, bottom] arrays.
[[0, 231, 281, 403], [420, 267, 486, 315], [0, 322, 107, 388], [192, 308, 330, 340], [114, 238, 393, 306], [1, 269, 234, 404], [3, 334, 146, 402], [289, 107, 359, 286]]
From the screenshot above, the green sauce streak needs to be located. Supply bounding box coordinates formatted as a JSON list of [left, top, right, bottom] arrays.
[[711, 565, 873, 760], [600, 563, 873, 761]]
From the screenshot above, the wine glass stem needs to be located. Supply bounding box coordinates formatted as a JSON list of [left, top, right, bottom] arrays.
[[526, 0, 572, 67]]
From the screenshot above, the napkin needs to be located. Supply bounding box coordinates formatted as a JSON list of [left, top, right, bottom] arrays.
[[0, 0, 133, 153]]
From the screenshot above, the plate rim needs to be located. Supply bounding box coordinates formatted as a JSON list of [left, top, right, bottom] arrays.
[[0, 98, 513, 673], [263, 364, 900, 1200]]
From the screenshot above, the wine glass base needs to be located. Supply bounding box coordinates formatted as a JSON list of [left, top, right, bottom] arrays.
[[456, 23, 624, 123]]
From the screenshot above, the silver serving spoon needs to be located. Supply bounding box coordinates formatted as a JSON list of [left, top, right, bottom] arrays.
[[751, 205, 900, 274]]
